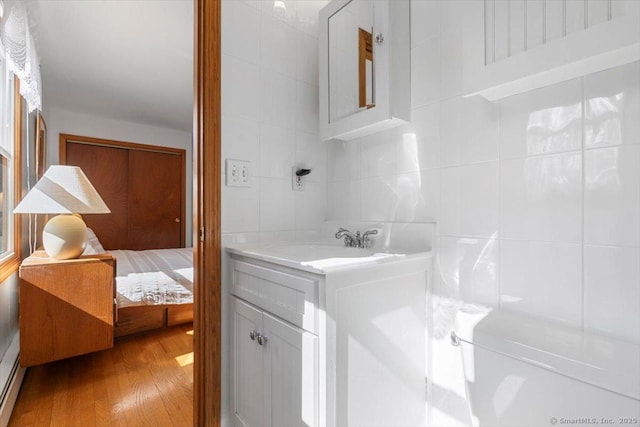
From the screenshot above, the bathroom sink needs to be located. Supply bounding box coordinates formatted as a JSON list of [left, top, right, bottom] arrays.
[[226, 241, 426, 274], [265, 244, 374, 261]]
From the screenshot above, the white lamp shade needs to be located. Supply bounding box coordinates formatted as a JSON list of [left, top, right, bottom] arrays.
[[14, 165, 110, 214]]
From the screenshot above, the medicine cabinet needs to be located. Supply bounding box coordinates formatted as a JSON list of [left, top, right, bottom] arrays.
[[319, 0, 410, 141]]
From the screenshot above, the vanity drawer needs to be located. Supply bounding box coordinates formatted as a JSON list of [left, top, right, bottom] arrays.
[[231, 260, 318, 334]]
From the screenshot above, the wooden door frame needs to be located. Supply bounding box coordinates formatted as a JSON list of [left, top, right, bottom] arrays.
[[59, 133, 187, 248], [194, 0, 221, 425]]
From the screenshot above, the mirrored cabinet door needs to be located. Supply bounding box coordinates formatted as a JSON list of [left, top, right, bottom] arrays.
[[319, 0, 410, 141]]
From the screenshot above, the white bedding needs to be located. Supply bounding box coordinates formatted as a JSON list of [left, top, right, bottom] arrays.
[[110, 248, 193, 309]]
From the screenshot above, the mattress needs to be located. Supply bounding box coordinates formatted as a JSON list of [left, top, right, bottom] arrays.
[[109, 247, 193, 309]]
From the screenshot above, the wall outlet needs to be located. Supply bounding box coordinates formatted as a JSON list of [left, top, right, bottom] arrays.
[[226, 159, 251, 187], [292, 167, 305, 191]]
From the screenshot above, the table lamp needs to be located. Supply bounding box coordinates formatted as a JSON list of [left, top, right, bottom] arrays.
[[14, 165, 110, 259]]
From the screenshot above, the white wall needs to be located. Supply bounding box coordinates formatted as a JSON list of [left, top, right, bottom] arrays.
[[326, 1, 640, 425], [43, 107, 194, 246], [220, 0, 329, 423]]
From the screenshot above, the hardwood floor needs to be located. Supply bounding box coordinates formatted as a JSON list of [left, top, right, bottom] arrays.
[[9, 324, 193, 427]]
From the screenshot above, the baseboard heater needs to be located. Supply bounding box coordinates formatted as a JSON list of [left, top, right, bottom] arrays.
[[0, 334, 25, 427]]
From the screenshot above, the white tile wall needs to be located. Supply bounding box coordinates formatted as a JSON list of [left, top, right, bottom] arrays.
[[584, 245, 640, 343], [500, 240, 583, 326], [221, 2, 329, 423], [440, 162, 499, 237], [584, 62, 640, 149], [222, 0, 328, 237], [326, 7, 640, 350], [584, 145, 640, 247], [499, 78, 583, 158], [500, 153, 583, 242]]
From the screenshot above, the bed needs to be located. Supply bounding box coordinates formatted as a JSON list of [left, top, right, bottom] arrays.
[[84, 229, 194, 337]]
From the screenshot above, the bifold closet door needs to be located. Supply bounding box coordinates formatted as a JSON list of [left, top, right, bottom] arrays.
[[64, 143, 129, 250], [127, 150, 182, 250]]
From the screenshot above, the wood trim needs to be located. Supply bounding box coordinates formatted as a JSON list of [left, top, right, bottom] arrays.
[[59, 133, 187, 247], [194, 0, 221, 425], [0, 77, 23, 283], [358, 27, 373, 108], [59, 133, 186, 157]]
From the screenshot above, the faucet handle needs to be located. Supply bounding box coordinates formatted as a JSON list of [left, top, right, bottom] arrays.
[[362, 229, 378, 248]]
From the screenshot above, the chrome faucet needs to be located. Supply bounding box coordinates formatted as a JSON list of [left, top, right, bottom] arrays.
[[335, 228, 378, 248]]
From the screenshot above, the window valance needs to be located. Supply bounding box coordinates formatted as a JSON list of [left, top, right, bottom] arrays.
[[0, 0, 42, 112]]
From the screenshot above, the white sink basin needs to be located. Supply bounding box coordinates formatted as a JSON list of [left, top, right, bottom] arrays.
[[226, 242, 425, 273], [266, 244, 374, 261]]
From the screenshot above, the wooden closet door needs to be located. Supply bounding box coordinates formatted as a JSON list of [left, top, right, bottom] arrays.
[[127, 150, 183, 249], [65, 143, 129, 250]]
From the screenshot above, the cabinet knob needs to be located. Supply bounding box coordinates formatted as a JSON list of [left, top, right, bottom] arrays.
[[257, 334, 268, 346], [249, 330, 257, 341], [175, 218, 181, 223]]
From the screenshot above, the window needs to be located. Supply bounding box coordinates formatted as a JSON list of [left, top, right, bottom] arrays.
[[0, 55, 22, 283]]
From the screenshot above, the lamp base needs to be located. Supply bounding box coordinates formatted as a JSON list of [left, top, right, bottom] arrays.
[[42, 214, 88, 259]]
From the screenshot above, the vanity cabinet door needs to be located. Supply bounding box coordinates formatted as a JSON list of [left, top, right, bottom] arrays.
[[263, 313, 318, 427], [232, 299, 264, 427]]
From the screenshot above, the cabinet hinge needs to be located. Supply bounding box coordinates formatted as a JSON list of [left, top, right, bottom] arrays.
[[199, 227, 205, 242]]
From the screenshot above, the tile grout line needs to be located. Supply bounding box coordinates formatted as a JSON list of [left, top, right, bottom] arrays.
[[497, 98, 503, 312], [580, 75, 587, 333]]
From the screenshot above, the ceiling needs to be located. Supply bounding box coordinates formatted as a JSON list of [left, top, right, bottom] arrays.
[[29, 0, 193, 132]]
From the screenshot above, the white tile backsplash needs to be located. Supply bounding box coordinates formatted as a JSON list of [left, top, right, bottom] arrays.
[[584, 145, 640, 247], [262, 0, 297, 25], [295, 180, 327, 231], [296, 81, 319, 133], [328, 179, 361, 221], [259, 177, 295, 231], [397, 104, 440, 172], [395, 170, 440, 223], [500, 152, 583, 243], [361, 128, 398, 178], [584, 245, 640, 344], [259, 123, 296, 179], [222, 0, 328, 241], [499, 78, 583, 159], [440, 96, 499, 167], [441, 162, 499, 238], [295, 0, 326, 36], [222, 0, 261, 64], [500, 240, 582, 326], [260, 14, 297, 77], [296, 32, 319, 85], [260, 69, 297, 128], [361, 175, 398, 222], [439, 235, 499, 307], [222, 55, 261, 121], [328, 140, 361, 181], [295, 131, 327, 183], [411, 36, 441, 108], [222, 184, 260, 233], [585, 61, 640, 148], [221, 115, 260, 169]]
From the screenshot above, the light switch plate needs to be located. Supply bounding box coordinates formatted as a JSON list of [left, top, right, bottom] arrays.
[[226, 159, 251, 187]]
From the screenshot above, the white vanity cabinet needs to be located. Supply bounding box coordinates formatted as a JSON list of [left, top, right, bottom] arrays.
[[230, 259, 320, 427], [463, 0, 640, 100], [232, 298, 319, 427], [228, 243, 433, 427], [319, 0, 410, 141]]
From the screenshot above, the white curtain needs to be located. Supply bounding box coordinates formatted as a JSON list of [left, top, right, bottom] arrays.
[[0, 0, 42, 113]]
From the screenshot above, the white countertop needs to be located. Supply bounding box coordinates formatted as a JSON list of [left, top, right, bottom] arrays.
[[226, 242, 433, 274]]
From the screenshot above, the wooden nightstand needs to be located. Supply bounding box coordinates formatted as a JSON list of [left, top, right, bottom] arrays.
[[19, 251, 116, 367]]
